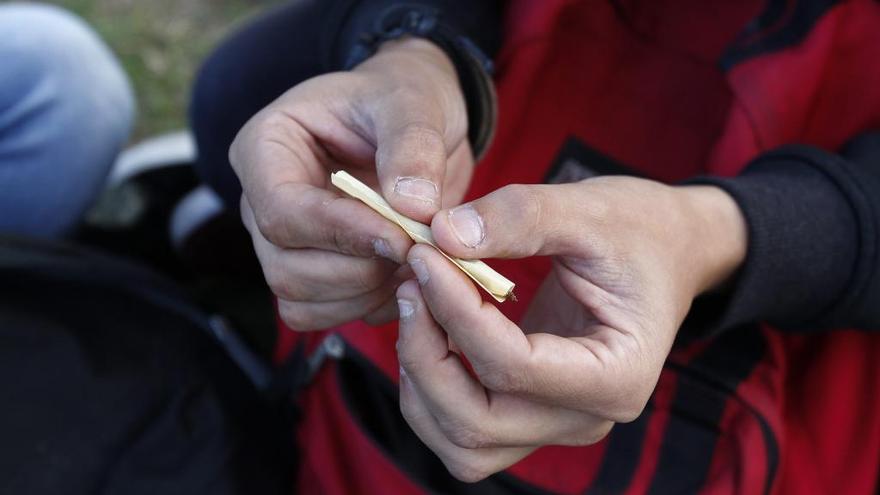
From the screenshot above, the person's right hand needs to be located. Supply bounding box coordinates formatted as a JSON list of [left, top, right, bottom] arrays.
[[230, 38, 474, 331]]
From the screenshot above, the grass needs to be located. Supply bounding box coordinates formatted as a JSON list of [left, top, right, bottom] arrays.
[[43, 0, 279, 141]]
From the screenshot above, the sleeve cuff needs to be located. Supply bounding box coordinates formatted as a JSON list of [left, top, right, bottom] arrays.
[[681, 145, 872, 337]]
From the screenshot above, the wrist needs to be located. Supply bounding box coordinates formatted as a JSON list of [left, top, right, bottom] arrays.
[[355, 37, 457, 85], [677, 185, 748, 295]]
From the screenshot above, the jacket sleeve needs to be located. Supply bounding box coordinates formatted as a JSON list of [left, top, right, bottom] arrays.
[[326, 0, 503, 70], [682, 132, 880, 336]]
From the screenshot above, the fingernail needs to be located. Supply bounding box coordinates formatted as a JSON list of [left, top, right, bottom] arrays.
[[397, 298, 415, 321], [409, 258, 430, 285], [448, 204, 485, 248], [373, 238, 393, 260], [394, 177, 438, 205], [399, 366, 408, 379]]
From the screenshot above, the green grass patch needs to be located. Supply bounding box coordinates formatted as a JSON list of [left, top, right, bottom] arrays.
[[45, 0, 278, 141]]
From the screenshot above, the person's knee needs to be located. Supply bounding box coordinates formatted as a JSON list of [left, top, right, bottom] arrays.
[[0, 3, 135, 141], [0, 3, 136, 237]]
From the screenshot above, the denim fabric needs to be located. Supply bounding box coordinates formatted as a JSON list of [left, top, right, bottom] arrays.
[[0, 3, 134, 238]]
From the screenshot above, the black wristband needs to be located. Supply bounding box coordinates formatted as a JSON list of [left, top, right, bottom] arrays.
[[342, 4, 497, 159]]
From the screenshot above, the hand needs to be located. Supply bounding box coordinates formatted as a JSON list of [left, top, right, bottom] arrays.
[[395, 177, 747, 481], [230, 38, 474, 330]]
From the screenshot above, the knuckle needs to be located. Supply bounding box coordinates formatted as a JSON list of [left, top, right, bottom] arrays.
[[605, 392, 649, 423], [329, 224, 361, 257], [442, 421, 493, 450], [265, 270, 306, 302], [477, 361, 526, 394], [446, 460, 493, 484], [389, 84, 425, 104], [581, 185, 613, 226], [254, 199, 289, 246], [387, 122, 446, 166], [572, 422, 614, 446], [497, 184, 544, 250], [398, 396, 420, 425], [254, 109, 293, 138], [480, 371, 518, 394], [611, 400, 647, 424], [401, 123, 445, 150], [501, 184, 540, 213], [397, 355, 423, 377], [232, 110, 289, 166], [277, 302, 317, 331]]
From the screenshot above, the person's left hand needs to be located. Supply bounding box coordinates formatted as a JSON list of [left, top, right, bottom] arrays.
[[394, 177, 748, 482]]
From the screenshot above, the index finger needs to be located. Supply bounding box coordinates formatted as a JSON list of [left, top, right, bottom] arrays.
[[248, 181, 413, 261], [232, 131, 412, 261]]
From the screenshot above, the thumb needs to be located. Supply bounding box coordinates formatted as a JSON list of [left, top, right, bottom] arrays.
[[374, 107, 450, 223], [431, 183, 582, 259]]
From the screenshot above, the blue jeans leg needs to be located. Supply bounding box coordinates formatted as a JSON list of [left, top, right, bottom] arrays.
[[0, 3, 135, 238]]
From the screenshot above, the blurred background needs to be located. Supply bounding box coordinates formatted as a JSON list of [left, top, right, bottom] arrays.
[[19, 0, 286, 358], [43, 0, 280, 142]]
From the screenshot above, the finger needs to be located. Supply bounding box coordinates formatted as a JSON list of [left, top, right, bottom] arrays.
[[277, 281, 399, 331], [430, 183, 587, 259], [372, 97, 452, 223], [240, 181, 412, 262], [261, 247, 398, 303], [364, 263, 415, 325], [397, 280, 613, 448], [245, 207, 398, 303], [363, 294, 399, 326], [409, 245, 648, 421], [398, 367, 534, 483], [244, 197, 402, 302], [439, 140, 475, 210]]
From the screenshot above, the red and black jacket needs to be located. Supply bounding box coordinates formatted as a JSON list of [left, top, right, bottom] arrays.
[[191, 0, 880, 493]]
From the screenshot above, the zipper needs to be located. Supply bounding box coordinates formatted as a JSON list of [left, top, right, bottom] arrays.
[[303, 333, 346, 385]]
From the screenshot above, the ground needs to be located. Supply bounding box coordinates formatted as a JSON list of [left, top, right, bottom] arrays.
[[44, 0, 280, 141]]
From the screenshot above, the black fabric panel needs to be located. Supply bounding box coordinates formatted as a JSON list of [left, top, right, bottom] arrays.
[[336, 345, 554, 495], [720, 0, 843, 70], [583, 404, 653, 495], [647, 326, 774, 495], [0, 237, 294, 495], [756, 410, 780, 495]]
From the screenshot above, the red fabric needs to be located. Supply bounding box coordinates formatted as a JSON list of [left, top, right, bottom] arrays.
[[279, 0, 880, 493]]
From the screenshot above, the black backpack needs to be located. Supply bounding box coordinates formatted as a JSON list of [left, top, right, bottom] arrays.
[[0, 236, 294, 494]]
